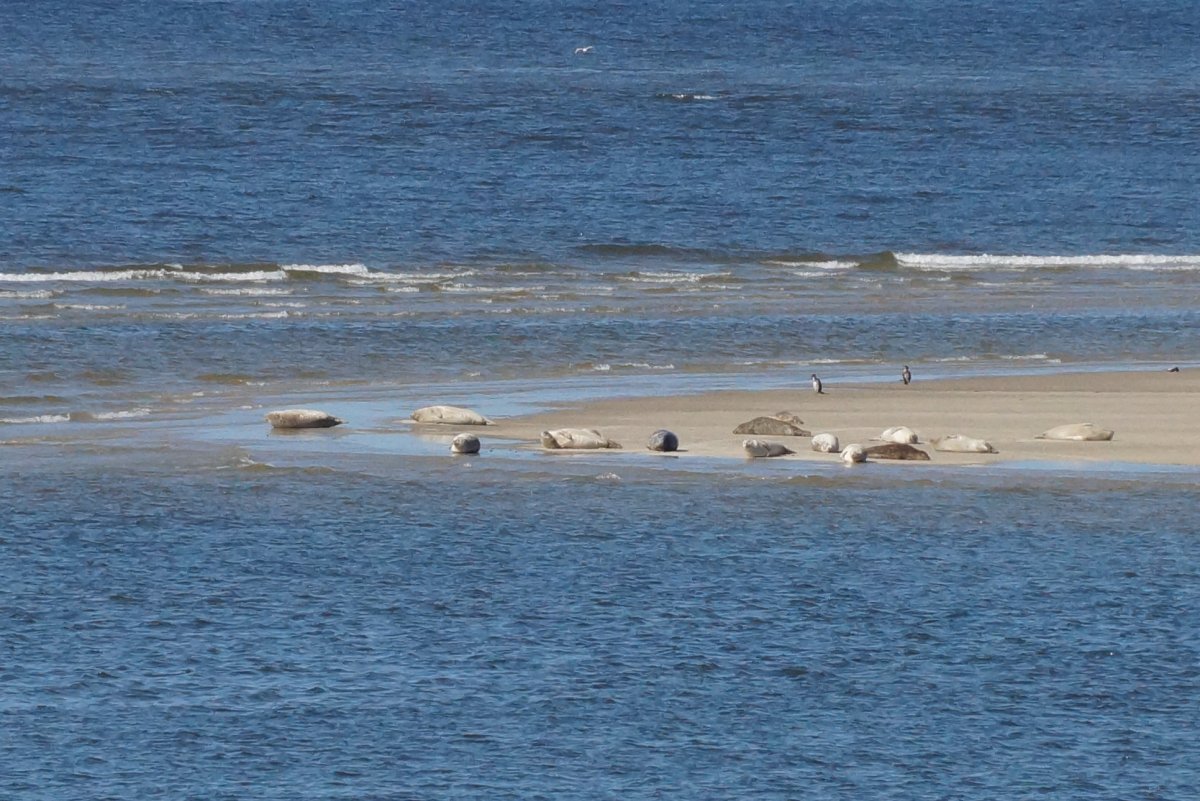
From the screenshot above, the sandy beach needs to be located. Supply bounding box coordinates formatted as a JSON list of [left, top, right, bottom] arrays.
[[484, 369, 1200, 467]]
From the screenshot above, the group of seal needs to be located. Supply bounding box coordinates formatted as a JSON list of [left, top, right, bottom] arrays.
[[262, 390, 1115, 464]]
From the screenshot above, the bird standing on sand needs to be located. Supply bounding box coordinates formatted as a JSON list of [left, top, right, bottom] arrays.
[[811, 373, 824, 394], [902, 365, 912, 385]]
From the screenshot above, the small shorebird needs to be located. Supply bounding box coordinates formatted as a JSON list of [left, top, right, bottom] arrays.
[[902, 365, 912, 385], [574, 45, 593, 54], [811, 373, 824, 394]]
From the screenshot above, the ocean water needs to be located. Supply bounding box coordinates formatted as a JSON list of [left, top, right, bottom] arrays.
[[3, 1, 1200, 798]]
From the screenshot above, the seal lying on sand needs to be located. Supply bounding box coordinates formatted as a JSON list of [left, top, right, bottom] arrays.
[[450, 433, 481, 454], [411, 405, 492, 425], [1035, 423, 1115, 441], [841, 444, 867, 464], [540, 428, 622, 449], [878, 425, 919, 444], [930, 434, 997, 453], [865, 442, 931, 461], [743, 439, 794, 458], [266, 409, 344, 429], [732, 416, 811, 436], [647, 429, 679, 452], [811, 432, 840, 453]]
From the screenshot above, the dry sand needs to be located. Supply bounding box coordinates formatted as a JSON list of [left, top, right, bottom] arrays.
[[485, 369, 1200, 467]]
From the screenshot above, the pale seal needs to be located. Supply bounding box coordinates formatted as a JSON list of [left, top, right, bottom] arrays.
[[742, 439, 795, 458], [878, 425, 919, 444], [647, 429, 679, 452], [265, 409, 344, 429], [540, 428, 622, 449], [1035, 423, 1115, 441], [930, 434, 997, 454], [411, 405, 493, 425], [732, 416, 811, 436], [864, 442, 931, 461], [450, 433, 481, 454], [810, 432, 840, 453], [840, 444, 867, 463]]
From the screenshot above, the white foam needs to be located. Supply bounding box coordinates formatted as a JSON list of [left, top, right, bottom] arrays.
[[0, 414, 70, 424], [0, 289, 55, 299], [216, 311, 291, 320], [202, 287, 295, 296], [591, 362, 679, 371], [282, 262, 371, 276], [368, 269, 479, 283], [0, 269, 163, 283], [90, 408, 152, 421], [174, 270, 287, 282], [767, 260, 857, 271], [895, 253, 1200, 271], [1000, 353, 1061, 363], [616, 271, 718, 285]]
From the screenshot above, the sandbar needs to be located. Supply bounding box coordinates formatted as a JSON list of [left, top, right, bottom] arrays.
[[486, 369, 1200, 467]]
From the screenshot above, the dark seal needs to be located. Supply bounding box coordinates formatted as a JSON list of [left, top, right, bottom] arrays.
[[647, 429, 679, 452]]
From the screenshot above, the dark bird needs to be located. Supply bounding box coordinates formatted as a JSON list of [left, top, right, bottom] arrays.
[[1168, 366, 1180, 372], [902, 365, 912, 385], [811, 373, 824, 394]]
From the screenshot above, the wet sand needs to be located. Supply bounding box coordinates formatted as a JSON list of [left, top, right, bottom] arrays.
[[485, 369, 1200, 467]]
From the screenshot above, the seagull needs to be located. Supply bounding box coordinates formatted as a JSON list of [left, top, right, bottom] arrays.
[[902, 365, 912, 385], [811, 373, 824, 394], [574, 45, 594, 55]]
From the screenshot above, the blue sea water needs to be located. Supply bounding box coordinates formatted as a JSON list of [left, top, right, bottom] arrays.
[[3, 1, 1200, 798]]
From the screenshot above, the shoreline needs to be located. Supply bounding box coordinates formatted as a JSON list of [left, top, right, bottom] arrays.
[[482, 368, 1200, 468]]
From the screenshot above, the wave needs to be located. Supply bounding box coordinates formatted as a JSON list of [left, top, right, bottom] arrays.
[[0, 414, 71, 425], [894, 253, 1200, 271], [0, 262, 376, 285], [583, 361, 676, 372], [655, 92, 721, 102], [614, 270, 727, 285], [0, 408, 152, 425]]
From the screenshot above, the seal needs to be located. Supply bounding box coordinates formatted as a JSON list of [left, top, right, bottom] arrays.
[[930, 434, 997, 453], [540, 428, 622, 449], [450, 433, 481, 454], [840, 443, 867, 463], [1035, 423, 1115, 441], [410, 405, 492, 425], [864, 442, 931, 461], [878, 425, 919, 444], [647, 429, 679, 452], [265, 409, 344, 429], [772, 411, 805, 426], [810, 432, 840, 453], [742, 439, 794, 458], [732, 416, 811, 436]]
